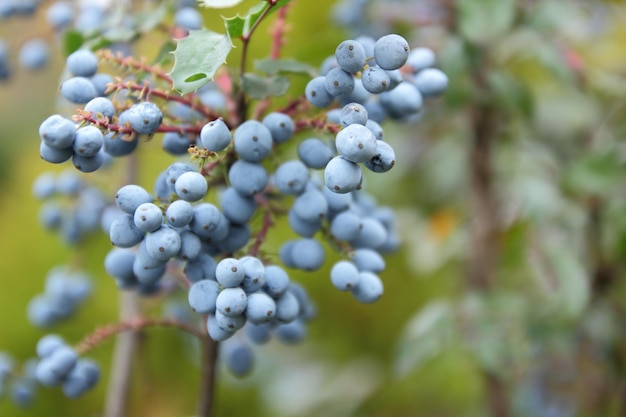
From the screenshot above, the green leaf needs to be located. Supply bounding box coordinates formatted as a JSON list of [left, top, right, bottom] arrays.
[[457, 293, 531, 375], [63, 30, 84, 57], [224, 2, 267, 39], [199, 0, 245, 8], [487, 70, 534, 119], [103, 27, 137, 43], [458, 0, 516, 44], [169, 29, 233, 95], [134, 3, 167, 33], [565, 151, 622, 197], [254, 58, 317, 77], [394, 301, 457, 377], [531, 236, 590, 319], [242, 73, 289, 99], [224, 0, 293, 39]]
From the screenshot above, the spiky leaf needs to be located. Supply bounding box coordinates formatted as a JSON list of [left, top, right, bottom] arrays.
[[169, 29, 233, 95]]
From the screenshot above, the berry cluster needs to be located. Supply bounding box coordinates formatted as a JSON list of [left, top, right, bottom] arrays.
[[33, 170, 108, 244], [27, 266, 92, 328], [1, 0, 448, 411], [34, 335, 99, 398]]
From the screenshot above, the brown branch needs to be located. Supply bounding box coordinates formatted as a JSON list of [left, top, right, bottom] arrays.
[[75, 317, 204, 355]]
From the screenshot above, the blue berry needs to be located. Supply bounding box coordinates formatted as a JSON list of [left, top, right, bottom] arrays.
[[233, 120, 273, 162], [200, 118, 231, 152], [324, 67, 355, 97], [226, 344, 254, 377], [109, 213, 144, 248], [46, 1, 74, 30], [207, 314, 234, 341], [103, 132, 138, 157], [184, 253, 218, 282], [122, 102, 163, 135], [335, 123, 377, 163], [188, 280, 220, 314], [290, 238, 325, 271], [104, 248, 136, 284], [66, 49, 98, 77], [133, 202, 163, 233], [413, 68, 448, 97], [275, 290, 300, 322], [189, 203, 228, 240], [262, 112, 294, 143], [61, 77, 97, 104], [39, 115, 76, 150], [90, 73, 114, 96], [216, 287, 247, 317], [19, 39, 48, 70], [84, 97, 115, 120], [351, 248, 386, 272], [116, 185, 153, 214], [293, 189, 328, 222], [219, 187, 257, 225], [177, 230, 202, 260], [239, 256, 266, 293], [275, 320, 306, 344], [351, 271, 383, 303], [335, 39, 367, 74], [215, 258, 245, 288], [162, 132, 191, 155], [406, 47, 436, 73], [305, 76, 334, 108], [330, 211, 363, 241], [379, 81, 423, 119], [298, 138, 334, 169], [374, 34, 410, 70], [73, 125, 103, 157], [245, 292, 276, 324], [72, 152, 104, 173], [263, 265, 290, 298], [274, 160, 310, 195], [175, 171, 207, 202], [364, 140, 396, 173], [36, 335, 65, 358], [166, 199, 194, 227], [340, 102, 368, 127], [361, 66, 390, 94], [324, 156, 362, 194], [174, 7, 203, 30], [330, 260, 360, 291], [228, 160, 268, 196]]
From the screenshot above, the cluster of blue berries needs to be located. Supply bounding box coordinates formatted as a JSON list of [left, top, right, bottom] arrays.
[[306, 34, 447, 122], [188, 257, 314, 344], [33, 170, 108, 244], [0, 353, 37, 408], [27, 266, 92, 328], [34, 335, 99, 398], [0, 0, 200, 81]]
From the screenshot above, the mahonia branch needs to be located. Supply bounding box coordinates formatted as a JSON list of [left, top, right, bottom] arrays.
[[98, 49, 173, 83], [75, 317, 204, 355]]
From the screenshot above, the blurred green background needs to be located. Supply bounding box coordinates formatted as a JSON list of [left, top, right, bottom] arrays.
[[2, 1, 626, 416]]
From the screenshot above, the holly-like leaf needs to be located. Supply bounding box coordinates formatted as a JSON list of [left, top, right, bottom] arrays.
[[63, 30, 84, 57], [169, 29, 233, 95], [254, 58, 317, 77], [199, 0, 245, 8], [224, 0, 293, 39], [458, 0, 516, 44], [134, 3, 166, 33], [241, 73, 290, 99], [394, 301, 457, 377]]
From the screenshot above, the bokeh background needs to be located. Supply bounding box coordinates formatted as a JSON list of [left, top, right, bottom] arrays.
[[2, 0, 626, 416]]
